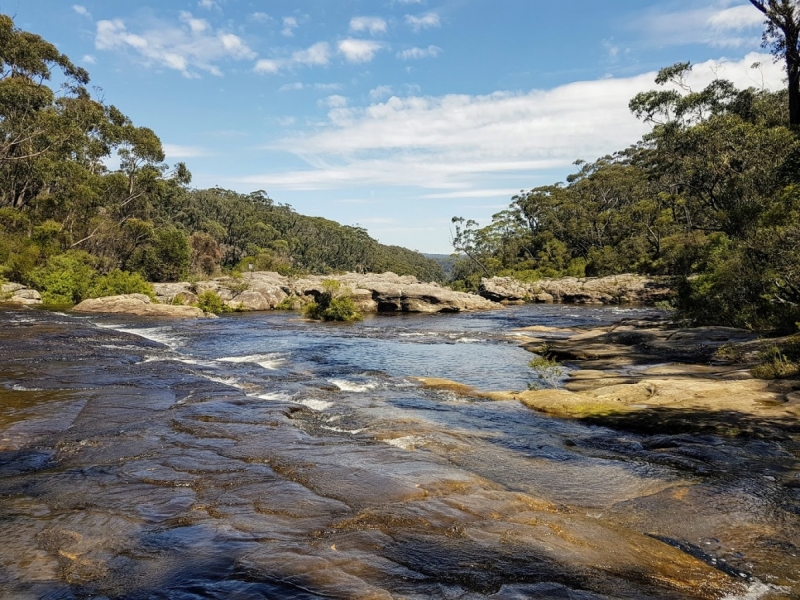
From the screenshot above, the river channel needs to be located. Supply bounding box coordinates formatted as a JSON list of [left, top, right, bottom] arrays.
[[0, 306, 798, 599]]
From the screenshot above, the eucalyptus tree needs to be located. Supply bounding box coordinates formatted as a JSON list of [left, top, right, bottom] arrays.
[[749, 0, 800, 125]]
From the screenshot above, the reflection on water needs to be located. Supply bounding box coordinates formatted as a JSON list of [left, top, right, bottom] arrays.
[[0, 306, 797, 599]]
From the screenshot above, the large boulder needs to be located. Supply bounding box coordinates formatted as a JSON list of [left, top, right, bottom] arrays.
[[73, 294, 211, 318], [1, 283, 43, 306], [228, 290, 272, 311]]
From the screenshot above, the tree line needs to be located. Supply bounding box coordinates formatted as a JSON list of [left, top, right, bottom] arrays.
[[0, 15, 444, 305]]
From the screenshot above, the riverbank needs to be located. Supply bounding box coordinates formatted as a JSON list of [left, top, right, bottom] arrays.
[[418, 316, 800, 442]]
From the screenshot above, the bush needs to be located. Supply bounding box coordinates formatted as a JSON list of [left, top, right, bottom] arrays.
[[196, 290, 230, 315], [130, 227, 190, 282], [303, 279, 362, 322], [751, 337, 800, 379], [528, 354, 566, 390], [88, 269, 154, 299], [27, 251, 97, 306]]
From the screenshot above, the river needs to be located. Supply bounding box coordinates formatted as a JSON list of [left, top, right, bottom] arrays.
[[0, 306, 797, 599]]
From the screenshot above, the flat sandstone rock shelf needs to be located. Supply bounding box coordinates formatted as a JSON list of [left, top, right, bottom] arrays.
[[154, 271, 500, 314], [480, 274, 672, 305], [73, 294, 212, 318]]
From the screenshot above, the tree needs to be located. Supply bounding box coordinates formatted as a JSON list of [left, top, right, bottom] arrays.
[[749, 0, 800, 125]]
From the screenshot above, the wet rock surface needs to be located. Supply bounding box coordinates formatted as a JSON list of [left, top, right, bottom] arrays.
[[0, 306, 797, 599], [480, 274, 673, 305]]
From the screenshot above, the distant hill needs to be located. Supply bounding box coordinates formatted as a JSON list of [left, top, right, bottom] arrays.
[[422, 254, 456, 277]]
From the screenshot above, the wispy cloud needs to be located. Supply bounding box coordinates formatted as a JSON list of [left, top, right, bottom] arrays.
[[254, 41, 331, 74], [163, 144, 212, 158], [369, 85, 393, 100], [405, 12, 440, 32], [244, 53, 782, 192], [350, 16, 388, 35], [282, 16, 298, 37], [81, 54, 96, 64], [95, 12, 255, 77], [280, 81, 343, 92], [397, 45, 441, 60], [72, 5, 91, 18], [249, 12, 272, 23], [633, 1, 765, 48], [338, 39, 385, 63], [198, 0, 218, 10], [322, 94, 348, 108]]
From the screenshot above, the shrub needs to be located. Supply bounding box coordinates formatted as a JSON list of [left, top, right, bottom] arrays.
[[528, 354, 566, 390], [89, 269, 154, 299], [751, 337, 800, 379], [196, 290, 230, 315], [27, 250, 97, 306], [130, 227, 190, 282], [303, 279, 362, 322]]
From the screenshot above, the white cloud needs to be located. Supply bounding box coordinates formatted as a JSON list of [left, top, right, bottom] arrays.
[[250, 12, 272, 23], [282, 82, 345, 91], [254, 59, 281, 74], [350, 16, 388, 35], [393, 0, 424, 4], [338, 39, 385, 63], [397, 45, 441, 60], [82, 54, 97, 64], [276, 116, 297, 126], [198, 0, 217, 9], [72, 5, 91, 18], [293, 41, 331, 66], [323, 95, 348, 108], [405, 12, 440, 32], [369, 85, 393, 100], [244, 53, 783, 192], [634, 1, 765, 48], [253, 42, 331, 74], [282, 16, 298, 37], [163, 144, 212, 158], [95, 13, 256, 78]]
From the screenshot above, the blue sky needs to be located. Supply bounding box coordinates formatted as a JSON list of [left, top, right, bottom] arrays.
[[12, 0, 783, 253]]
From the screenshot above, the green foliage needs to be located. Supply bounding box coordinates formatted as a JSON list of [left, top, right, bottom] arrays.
[[130, 227, 190, 283], [88, 269, 153, 299], [751, 339, 800, 379], [527, 355, 566, 390], [448, 64, 800, 330], [0, 17, 442, 295], [196, 290, 229, 315], [27, 250, 96, 306], [303, 279, 363, 322]]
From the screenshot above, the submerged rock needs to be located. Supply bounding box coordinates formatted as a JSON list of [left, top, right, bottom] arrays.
[[480, 274, 672, 305], [73, 294, 212, 318]]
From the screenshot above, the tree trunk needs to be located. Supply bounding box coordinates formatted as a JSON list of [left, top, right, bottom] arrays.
[[788, 34, 800, 126]]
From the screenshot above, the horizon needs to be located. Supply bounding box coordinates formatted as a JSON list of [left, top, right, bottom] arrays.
[[13, 0, 783, 253]]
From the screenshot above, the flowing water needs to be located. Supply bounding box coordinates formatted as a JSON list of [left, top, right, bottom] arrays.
[[0, 306, 798, 599]]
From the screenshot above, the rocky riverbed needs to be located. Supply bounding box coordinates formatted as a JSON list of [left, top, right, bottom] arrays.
[[0, 303, 797, 598]]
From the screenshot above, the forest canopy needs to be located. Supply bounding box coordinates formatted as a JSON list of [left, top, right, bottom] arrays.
[[0, 14, 444, 303]]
